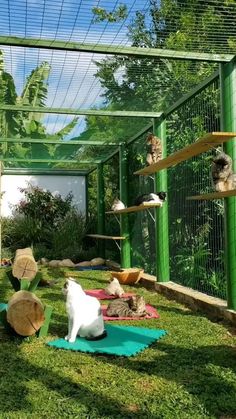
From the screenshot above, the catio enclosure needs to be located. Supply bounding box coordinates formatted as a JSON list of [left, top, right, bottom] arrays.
[[0, 1, 236, 309]]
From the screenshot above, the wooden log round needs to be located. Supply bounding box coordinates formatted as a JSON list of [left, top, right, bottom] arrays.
[[7, 290, 45, 336], [12, 247, 38, 280]]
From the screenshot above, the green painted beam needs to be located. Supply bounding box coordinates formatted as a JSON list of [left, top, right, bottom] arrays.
[[164, 70, 219, 117], [102, 123, 160, 164], [119, 144, 131, 268], [0, 137, 121, 146], [126, 122, 154, 145], [3, 169, 90, 176], [153, 118, 170, 282], [0, 158, 100, 164], [102, 148, 119, 164], [0, 36, 234, 62], [0, 104, 162, 118], [220, 59, 236, 310], [97, 163, 105, 258]]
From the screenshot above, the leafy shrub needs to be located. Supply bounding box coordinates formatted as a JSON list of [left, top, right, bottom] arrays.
[[15, 184, 73, 228], [51, 210, 86, 261], [3, 184, 87, 261]]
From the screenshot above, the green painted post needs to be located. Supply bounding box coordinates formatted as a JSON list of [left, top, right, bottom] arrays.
[[97, 163, 105, 258], [119, 144, 131, 268], [85, 174, 89, 225], [38, 306, 53, 338], [220, 60, 236, 310], [153, 118, 170, 282]]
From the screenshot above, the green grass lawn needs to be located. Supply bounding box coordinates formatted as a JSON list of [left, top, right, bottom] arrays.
[[0, 268, 236, 419]]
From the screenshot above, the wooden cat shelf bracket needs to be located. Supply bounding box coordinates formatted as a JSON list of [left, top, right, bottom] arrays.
[[186, 190, 236, 200], [106, 202, 161, 215], [135, 132, 236, 176], [86, 234, 126, 251]]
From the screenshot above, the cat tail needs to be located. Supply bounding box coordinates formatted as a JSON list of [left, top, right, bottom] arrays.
[[85, 329, 108, 341]]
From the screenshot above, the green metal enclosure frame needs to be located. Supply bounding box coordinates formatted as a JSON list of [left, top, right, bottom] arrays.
[[0, 36, 236, 309], [220, 59, 236, 310]]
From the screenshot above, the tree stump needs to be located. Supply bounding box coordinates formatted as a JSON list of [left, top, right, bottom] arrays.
[[7, 290, 45, 336], [12, 248, 38, 280]]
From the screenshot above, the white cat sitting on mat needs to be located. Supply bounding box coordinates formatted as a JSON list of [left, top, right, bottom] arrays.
[[62, 277, 107, 343]]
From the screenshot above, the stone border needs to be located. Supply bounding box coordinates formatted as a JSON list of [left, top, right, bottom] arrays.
[[139, 274, 236, 326]]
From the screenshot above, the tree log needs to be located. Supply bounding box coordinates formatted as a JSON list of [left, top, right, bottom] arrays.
[[12, 248, 38, 280], [7, 290, 45, 336]]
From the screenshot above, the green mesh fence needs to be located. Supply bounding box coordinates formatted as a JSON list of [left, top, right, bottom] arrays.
[[166, 78, 226, 299], [88, 76, 227, 300], [127, 133, 157, 274]]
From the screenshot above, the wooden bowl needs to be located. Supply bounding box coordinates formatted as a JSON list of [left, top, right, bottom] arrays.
[[110, 268, 144, 285]]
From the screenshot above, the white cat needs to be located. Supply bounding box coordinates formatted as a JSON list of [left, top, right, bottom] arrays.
[[105, 277, 124, 298], [62, 277, 107, 343], [111, 198, 126, 211]]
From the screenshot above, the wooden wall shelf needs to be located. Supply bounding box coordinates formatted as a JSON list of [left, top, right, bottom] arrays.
[[134, 132, 236, 176], [87, 234, 126, 240], [186, 190, 236, 200], [106, 202, 161, 215]]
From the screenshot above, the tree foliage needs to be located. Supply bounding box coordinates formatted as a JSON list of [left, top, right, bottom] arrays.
[[0, 53, 79, 164]]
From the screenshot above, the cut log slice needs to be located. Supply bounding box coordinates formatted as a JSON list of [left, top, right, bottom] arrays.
[[12, 248, 38, 280], [7, 290, 45, 336]]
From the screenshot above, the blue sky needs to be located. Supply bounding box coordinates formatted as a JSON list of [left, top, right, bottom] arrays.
[[0, 0, 150, 137]]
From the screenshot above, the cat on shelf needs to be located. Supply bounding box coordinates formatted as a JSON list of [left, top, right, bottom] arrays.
[[146, 132, 162, 166], [134, 192, 167, 207], [106, 295, 147, 318], [105, 277, 124, 298], [62, 277, 107, 343], [211, 152, 236, 192], [111, 198, 126, 211]]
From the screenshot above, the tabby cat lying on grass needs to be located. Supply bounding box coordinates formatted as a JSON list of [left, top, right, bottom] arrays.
[[106, 295, 147, 318]]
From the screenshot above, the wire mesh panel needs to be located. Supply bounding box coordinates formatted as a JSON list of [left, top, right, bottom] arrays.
[[127, 130, 157, 275], [167, 78, 226, 299]]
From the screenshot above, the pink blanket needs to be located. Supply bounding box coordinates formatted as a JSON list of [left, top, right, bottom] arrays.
[[101, 304, 159, 320], [85, 289, 134, 300]]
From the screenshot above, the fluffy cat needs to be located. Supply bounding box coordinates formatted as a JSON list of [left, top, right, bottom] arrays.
[[106, 295, 147, 318], [111, 198, 126, 211], [105, 277, 124, 298], [134, 192, 167, 207], [62, 277, 107, 343], [146, 133, 162, 166], [211, 152, 236, 192]]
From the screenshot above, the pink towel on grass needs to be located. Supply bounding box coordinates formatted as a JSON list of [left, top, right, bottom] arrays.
[[101, 304, 159, 320], [85, 289, 134, 300]]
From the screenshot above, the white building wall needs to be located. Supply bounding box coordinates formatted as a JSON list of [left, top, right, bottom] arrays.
[[1, 175, 86, 217]]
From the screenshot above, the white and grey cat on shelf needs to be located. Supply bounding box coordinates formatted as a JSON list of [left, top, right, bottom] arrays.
[[134, 192, 167, 207], [111, 198, 126, 211], [211, 152, 236, 192], [62, 277, 107, 343]]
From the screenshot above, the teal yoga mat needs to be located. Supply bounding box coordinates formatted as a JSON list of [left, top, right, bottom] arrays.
[[47, 324, 167, 357]]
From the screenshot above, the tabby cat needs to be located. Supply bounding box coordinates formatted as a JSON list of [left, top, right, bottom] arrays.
[[146, 133, 162, 165], [211, 152, 236, 192], [106, 295, 147, 317]]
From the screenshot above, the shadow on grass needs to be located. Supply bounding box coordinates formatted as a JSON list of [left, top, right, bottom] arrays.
[[102, 341, 236, 417], [0, 340, 159, 418], [40, 292, 63, 302], [153, 304, 204, 317]]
